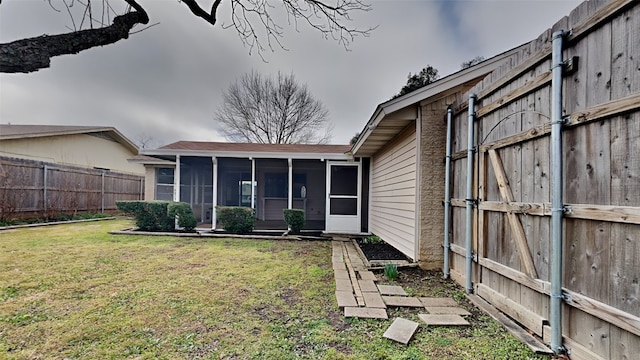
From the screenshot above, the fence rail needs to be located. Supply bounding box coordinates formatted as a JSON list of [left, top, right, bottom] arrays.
[[0, 156, 144, 220]]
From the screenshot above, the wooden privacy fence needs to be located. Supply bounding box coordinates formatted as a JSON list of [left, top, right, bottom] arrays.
[[0, 156, 144, 220], [446, 0, 639, 359]]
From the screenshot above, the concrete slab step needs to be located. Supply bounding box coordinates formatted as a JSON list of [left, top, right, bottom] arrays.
[[418, 314, 470, 326], [377, 285, 408, 296], [335, 291, 358, 308], [358, 279, 378, 292], [362, 292, 386, 308], [425, 306, 471, 315], [358, 270, 377, 281], [335, 279, 353, 292], [344, 307, 388, 319], [382, 296, 424, 307], [383, 318, 419, 345], [333, 269, 350, 280], [419, 297, 459, 307]]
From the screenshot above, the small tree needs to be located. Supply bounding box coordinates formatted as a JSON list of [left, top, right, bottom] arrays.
[[215, 71, 333, 144], [461, 56, 485, 69], [393, 65, 439, 99]]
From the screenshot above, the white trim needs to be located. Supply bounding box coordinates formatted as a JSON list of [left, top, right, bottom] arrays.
[[325, 161, 362, 233], [211, 157, 217, 230], [141, 149, 352, 161], [174, 155, 181, 202], [414, 110, 422, 261], [288, 158, 293, 210], [251, 158, 256, 210]]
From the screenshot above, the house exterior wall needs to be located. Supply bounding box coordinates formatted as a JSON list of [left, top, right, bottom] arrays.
[[0, 133, 143, 175], [369, 126, 417, 259], [144, 166, 157, 200], [418, 96, 457, 269]]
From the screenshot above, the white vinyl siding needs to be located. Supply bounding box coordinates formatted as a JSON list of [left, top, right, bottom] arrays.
[[369, 126, 417, 259]]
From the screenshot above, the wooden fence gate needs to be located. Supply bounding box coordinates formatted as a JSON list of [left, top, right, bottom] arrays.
[[447, 0, 639, 359]]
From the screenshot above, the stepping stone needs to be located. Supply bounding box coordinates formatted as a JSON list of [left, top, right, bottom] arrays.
[[383, 318, 419, 345], [344, 307, 388, 319], [335, 279, 353, 292], [333, 262, 347, 271], [377, 285, 407, 296], [419, 297, 458, 307], [358, 270, 377, 281], [363, 292, 386, 308], [418, 314, 470, 326], [358, 280, 378, 292], [425, 306, 471, 315], [382, 296, 424, 307], [335, 291, 357, 308], [333, 269, 350, 280]]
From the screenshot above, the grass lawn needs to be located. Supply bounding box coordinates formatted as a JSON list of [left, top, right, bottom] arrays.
[[0, 219, 550, 359]]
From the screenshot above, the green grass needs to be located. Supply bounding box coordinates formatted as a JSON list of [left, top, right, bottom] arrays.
[[0, 220, 550, 359]]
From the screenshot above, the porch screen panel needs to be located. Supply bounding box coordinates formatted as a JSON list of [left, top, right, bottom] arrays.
[[369, 127, 417, 259]]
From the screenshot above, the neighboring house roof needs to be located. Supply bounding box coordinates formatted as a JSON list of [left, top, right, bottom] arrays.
[[0, 124, 139, 153], [128, 154, 176, 165], [351, 45, 524, 156], [142, 141, 353, 161]]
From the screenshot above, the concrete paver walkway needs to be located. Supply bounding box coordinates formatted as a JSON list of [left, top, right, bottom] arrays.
[[332, 240, 472, 327]]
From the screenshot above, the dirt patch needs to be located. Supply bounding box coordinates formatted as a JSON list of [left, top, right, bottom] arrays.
[[355, 238, 409, 261]]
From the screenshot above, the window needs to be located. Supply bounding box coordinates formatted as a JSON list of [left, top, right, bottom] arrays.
[[155, 167, 174, 201]]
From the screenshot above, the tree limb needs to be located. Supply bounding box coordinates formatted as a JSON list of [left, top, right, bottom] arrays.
[[0, 9, 148, 73]]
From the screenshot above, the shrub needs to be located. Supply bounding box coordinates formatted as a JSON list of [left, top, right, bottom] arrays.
[[216, 206, 255, 234], [116, 201, 174, 231], [363, 235, 382, 244], [283, 209, 305, 234], [384, 263, 399, 280], [168, 202, 197, 232]]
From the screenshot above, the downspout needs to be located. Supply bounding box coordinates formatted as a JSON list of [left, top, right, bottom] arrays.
[[443, 107, 453, 279], [465, 94, 476, 293], [550, 29, 567, 355]]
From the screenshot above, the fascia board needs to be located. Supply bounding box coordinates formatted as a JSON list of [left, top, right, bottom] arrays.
[[140, 149, 352, 161]]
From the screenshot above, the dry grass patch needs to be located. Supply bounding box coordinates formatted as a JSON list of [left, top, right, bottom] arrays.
[[0, 220, 550, 359]]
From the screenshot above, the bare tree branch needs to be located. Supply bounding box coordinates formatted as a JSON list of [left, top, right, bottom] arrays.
[[0, 0, 373, 73], [0, 5, 148, 73]]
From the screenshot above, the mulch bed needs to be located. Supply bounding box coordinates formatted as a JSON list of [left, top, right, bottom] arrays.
[[354, 238, 409, 261]]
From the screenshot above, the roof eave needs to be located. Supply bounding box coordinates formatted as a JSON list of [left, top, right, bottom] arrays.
[[352, 45, 523, 157], [140, 148, 353, 160]]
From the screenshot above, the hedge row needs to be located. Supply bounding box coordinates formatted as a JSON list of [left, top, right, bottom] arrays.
[[116, 201, 197, 232]]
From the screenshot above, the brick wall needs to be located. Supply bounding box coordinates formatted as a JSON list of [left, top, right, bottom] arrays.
[[417, 96, 455, 269]]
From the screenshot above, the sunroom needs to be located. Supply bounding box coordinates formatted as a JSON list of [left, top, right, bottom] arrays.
[[137, 141, 369, 234]]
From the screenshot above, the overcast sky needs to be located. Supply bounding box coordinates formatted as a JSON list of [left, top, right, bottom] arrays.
[[0, 0, 582, 147]]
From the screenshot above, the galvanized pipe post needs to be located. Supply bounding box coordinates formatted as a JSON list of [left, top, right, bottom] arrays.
[[550, 29, 566, 355], [443, 107, 453, 279], [465, 94, 476, 293]]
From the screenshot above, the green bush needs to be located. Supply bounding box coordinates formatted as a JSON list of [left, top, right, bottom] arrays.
[[168, 202, 197, 232], [116, 201, 174, 231], [363, 235, 382, 244], [283, 209, 305, 234], [384, 263, 399, 280], [216, 206, 255, 234]]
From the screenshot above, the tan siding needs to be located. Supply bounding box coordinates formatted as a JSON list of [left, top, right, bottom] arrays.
[[0, 134, 143, 175], [370, 126, 417, 259]]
